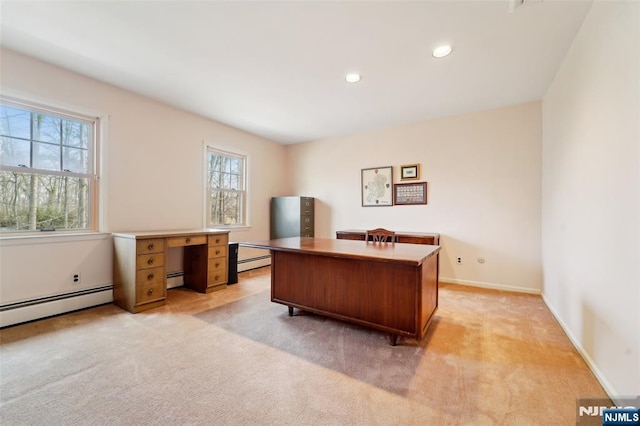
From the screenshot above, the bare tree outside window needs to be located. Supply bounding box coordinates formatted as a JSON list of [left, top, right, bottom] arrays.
[[207, 149, 246, 226], [0, 100, 97, 233]]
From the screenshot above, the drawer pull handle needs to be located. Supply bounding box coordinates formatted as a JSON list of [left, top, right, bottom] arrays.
[[147, 258, 154, 265], [186, 238, 191, 243], [147, 273, 154, 281], [215, 263, 220, 268], [215, 275, 220, 280], [215, 250, 220, 255], [147, 289, 153, 296], [147, 243, 154, 250], [215, 238, 220, 244]]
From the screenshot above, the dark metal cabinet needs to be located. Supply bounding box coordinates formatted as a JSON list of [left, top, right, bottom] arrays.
[[270, 196, 314, 239]]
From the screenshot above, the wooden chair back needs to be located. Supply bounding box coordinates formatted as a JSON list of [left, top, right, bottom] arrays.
[[365, 228, 396, 243]]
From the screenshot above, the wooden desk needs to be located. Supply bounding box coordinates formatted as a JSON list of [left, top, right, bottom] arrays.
[[113, 229, 229, 313], [241, 237, 440, 345], [336, 229, 440, 245]]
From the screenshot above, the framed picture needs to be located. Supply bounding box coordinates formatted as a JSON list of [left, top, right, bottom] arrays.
[[394, 182, 427, 205], [400, 164, 420, 180], [361, 166, 393, 206]]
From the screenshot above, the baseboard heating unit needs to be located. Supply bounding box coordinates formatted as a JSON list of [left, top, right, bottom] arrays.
[[0, 285, 113, 328]]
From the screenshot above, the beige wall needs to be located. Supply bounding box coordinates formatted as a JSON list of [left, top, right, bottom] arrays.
[[542, 1, 639, 398], [287, 102, 543, 292], [0, 48, 288, 325]]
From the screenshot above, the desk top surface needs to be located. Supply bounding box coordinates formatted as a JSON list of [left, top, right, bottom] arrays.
[[241, 237, 439, 265], [112, 228, 229, 239]]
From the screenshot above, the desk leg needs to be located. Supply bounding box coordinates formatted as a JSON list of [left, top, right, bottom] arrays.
[[389, 333, 398, 346], [288, 306, 294, 316]]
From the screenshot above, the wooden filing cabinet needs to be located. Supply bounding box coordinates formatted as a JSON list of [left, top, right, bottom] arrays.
[[113, 229, 229, 313]]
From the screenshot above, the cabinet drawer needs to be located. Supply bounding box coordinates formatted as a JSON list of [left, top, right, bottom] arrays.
[[208, 266, 227, 286], [136, 253, 165, 270], [136, 266, 164, 287], [135, 280, 165, 305], [136, 238, 165, 255], [208, 234, 228, 246], [396, 235, 438, 245], [208, 245, 227, 259], [208, 257, 225, 271], [167, 235, 207, 247]]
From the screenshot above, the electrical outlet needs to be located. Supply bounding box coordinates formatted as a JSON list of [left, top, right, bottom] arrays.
[[456, 257, 462, 265], [72, 273, 81, 284]]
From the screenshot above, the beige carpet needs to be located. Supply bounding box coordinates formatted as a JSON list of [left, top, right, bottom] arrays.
[[0, 267, 608, 425]]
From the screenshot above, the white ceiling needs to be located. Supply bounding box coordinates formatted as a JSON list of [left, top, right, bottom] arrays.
[[0, 0, 592, 144]]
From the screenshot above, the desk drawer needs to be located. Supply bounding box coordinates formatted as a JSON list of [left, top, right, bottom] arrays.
[[135, 280, 165, 305], [208, 264, 227, 286], [136, 253, 165, 270], [208, 234, 229, 246], [136, 238, 165, 255], [208, 257, 225, 272], [167, 235, 207, 247], [136, 266, 164, 287], [208, 245, 227, 259]]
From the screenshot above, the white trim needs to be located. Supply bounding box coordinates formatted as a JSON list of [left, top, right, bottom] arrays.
[[0, 232, 110, 247], [214, 225, 251, 232], [202, 142, 250, 228], [439, 276, 541, 295], [0, 287, 113, 328], [238, 257, 271, 273], [541, 293, 618, 402], [0, 92, 105, 120], [0, 95, 106, 235], [98, 115, 109, 231]]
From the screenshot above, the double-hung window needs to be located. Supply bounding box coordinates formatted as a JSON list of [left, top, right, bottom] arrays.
[[0, 98, 99, 233], [206, 147, 246, 227]]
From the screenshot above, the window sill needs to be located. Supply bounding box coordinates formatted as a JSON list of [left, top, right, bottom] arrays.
[[210, 225, 251, 232], [0, 231, 111, 247]]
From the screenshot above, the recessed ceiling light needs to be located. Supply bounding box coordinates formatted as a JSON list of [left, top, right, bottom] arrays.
[[432, 45, 452, 58], [345, 73, 361, 83]]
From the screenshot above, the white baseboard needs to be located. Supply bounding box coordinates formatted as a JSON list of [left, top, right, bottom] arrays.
[[0, 286, 113, 328], [442, 277, 619, 403], [541, 294, 619, 403], [439, 277, 541, 295], [238, 255, 271, 273]]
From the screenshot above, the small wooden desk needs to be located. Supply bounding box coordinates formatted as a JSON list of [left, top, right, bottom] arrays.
[[241, 237, 440, 345], [336, 229, 440, 245], [113, 229, 229, 313]]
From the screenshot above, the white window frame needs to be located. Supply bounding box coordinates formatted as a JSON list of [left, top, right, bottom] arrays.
[[204, 144, 249, 229], [0, 96, 102, 236]]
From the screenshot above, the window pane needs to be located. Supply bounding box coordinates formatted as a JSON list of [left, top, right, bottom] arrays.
[[0, 106, 31, 139], [229, 157, 241, 174], [207, 149, 245, 226], [62, 120, 89, 149], [32, 114, 61, 144], [210, 190, 241, 225], [32, 142, 61, 171], [0, 170, 90, 231], [63, 147, 89, 173], [221, 171, 231, 189], [0, 136, 30, 167], [229, 174, 239, 190], [0, 100, 97, 233]]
